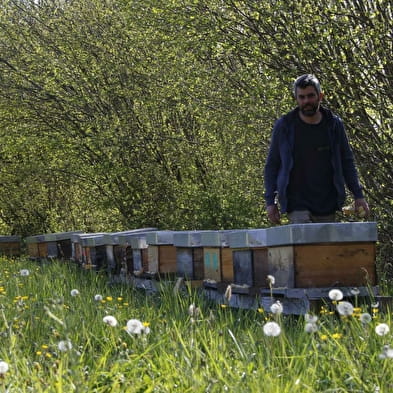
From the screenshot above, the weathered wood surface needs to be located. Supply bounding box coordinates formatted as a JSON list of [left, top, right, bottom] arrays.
[[294, 242, 376, 287]]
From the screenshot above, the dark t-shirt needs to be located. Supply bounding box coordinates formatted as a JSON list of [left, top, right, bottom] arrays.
[[287, 114, 338, 215]]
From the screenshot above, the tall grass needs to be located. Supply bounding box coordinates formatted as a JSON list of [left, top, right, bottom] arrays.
[[0, 256, 391, 392]]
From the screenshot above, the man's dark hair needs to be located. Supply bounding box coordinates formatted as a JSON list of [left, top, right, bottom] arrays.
[[293, 74, 321, 97]]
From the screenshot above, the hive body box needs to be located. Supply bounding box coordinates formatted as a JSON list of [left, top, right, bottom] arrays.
[[104, 229, 157, 278], [146, 231, 177, 276], [115, 229, 157, 278], [71, 233, 108, 270], [227, 229, 269, 290], [265, 222, 377, 288], [0, 236, 21, 257], [173, 231, 205, 283], [200, 230, 233, 284]]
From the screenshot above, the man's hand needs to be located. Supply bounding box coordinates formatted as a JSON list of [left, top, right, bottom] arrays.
[[267, 204, 281, 224], [354, 198, 370, 218]]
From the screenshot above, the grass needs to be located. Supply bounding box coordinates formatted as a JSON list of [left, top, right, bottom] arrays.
[[0, 256, 391, 392]]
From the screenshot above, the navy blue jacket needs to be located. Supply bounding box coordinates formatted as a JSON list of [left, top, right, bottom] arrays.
[[264, 107, 364, 213]]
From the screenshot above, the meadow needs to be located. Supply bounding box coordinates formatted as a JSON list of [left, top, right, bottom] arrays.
[[0, 256, 391, 393]]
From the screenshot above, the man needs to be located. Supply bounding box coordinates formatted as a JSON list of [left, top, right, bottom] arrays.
[[264, 74, 369, 224]]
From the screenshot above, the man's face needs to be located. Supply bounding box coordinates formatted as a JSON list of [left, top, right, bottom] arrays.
[[295, 86, 323, 117]]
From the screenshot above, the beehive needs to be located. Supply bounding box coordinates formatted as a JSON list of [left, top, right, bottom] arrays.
[[146, 231, 177, 276], [0, 236, 21, 257], [265, 222, 377, 288]]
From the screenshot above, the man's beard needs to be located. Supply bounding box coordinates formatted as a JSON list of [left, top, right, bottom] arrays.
[[300, 103, 319, 117]]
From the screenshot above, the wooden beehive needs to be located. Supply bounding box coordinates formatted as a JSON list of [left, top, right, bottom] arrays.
[[146, 231, 177, 276], [265, 222, 378, 288], [25, 234, 57, 260], [0, 236, 21, 257], [227, 229, 268, 289], [174, 231, 205, 282], [200, 230, 233, 285], [116, 229, 157, 277], [54, 231, 84, 260]]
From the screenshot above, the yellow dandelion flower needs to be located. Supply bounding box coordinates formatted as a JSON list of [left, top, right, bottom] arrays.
[[320, 334, 328, 341], [353, 307, 362, 313], [36, 351, 42, 356], [45, 353, 52, 358], [332, 333, 343, 339], [143, 322, 150, 327], [123, 302, 129, 306], [257, 308, 264, 314], [41, 345, 49, 349], [220, 304, 228, 309], [106, 296, 113, 301], [117, 297, 123, 301]]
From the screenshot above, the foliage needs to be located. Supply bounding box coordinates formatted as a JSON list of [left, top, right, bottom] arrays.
[[0, 0, 392, 270]]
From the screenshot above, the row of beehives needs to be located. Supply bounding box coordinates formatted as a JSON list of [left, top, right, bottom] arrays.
[[23, 222, 378, 293]]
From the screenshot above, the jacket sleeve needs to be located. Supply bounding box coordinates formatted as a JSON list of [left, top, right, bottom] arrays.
[[264, 121, 282, 206], [338, 120, 365, 199]]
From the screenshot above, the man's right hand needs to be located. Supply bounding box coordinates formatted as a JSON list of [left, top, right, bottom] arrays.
[[267, 204, 281, 224]]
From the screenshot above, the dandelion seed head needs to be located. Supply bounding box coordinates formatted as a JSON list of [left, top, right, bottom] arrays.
[[305, 313, 318, 324], [263, 321, 281, 337], [0, 361, 9, 374], [20, 269, 30, 277], [350, 288, 360, 296], [70, 289, 80, 297], [58, 340, 72, 352], [94, 294, 103, 302], [267, 275, 275, 286], [270, 301, 283, 315], [360, 313, 372, 324], [375, 323, 390, 336], [329, 289, 343, 301], [336, 301, 354, 316], [126, 319, 144, 335], [379, 345, 393, 359], [103, 315, 118, 327], [188, 304, 200, 317]]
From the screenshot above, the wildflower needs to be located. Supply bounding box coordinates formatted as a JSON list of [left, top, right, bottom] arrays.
[[350, 288, 360, 296], [106, 296, 113, 302], [329, 289, 343, 301], [257, 308, 264, 314], [188, 304, 200, 318], [0, 361, 9, 375], [267, 275, 275, 286], [305, 322, 318, 333], [103, 316, 118, 327], [126, 319, 148, 335], [58, 340, 73, 352], [143, 322, 151, 334], [360, 313, 372, 324], [270, 300, 283, 315], [20, 269, 30, 277], [263, 321, 281, 337], [320, 334, 328, 341], [375, 323, 390, 336], [332, 333, 343, 339], [224, 285, 232, 303], [305, 314, 318, 324], [70, 289, 80, 297], [94, 294, 103, 302], [220, 304, 228, 309], [379, 345, 393, 359], [336, 301, 354, 316]]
